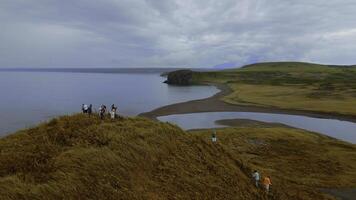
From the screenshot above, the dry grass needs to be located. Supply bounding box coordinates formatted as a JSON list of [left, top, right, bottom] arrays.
[[223, 84, 356, 115], [1, 114, 354, 199], [0, 114, 270, 200], [191, 124, 356, 200]]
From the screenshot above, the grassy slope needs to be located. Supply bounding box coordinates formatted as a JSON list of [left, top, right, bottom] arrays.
[[0, 115, 268, 200], [0, 115, 355, 199], [191, 124, 356, 200], [191, 62, 356, 116]]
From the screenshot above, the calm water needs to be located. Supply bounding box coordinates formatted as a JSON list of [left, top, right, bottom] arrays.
[[158, 112, 356, 143], [0, 72, 218, 135]]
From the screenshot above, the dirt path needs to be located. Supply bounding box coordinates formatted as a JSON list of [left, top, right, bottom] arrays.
[[139, 83, 356, 123]]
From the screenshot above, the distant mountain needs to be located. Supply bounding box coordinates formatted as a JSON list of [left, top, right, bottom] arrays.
[[212, 61, 356, 71], [212, 62, 238, 69], [240, 61, 356, 71], [0, 67, 218, 74], [0, 67, 188, 74]]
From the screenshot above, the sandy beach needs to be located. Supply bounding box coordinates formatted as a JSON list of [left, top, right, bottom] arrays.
[[140, 83, 356, 123]]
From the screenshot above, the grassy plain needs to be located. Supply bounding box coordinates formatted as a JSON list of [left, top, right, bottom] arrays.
[[191, 62, 356, 116]]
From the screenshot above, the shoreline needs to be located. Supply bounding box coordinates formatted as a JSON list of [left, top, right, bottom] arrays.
[[140, 83, 356, 200], [139, 83, 356, 123]]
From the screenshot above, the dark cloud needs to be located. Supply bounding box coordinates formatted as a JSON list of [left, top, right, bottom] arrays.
[[1, 0, 356, 68]]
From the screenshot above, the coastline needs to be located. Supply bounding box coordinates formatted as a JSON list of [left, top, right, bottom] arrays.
[[139, 82, 356, 123], [140, 83, 356, 200]]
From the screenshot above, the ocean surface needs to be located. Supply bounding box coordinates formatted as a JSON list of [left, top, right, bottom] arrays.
[[2, 71, 356, 144], [0, 71, 218, 135]]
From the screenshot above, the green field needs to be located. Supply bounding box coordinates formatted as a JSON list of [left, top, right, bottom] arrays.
[[191, 62, 356, 116], [0, 115, 355, 199]]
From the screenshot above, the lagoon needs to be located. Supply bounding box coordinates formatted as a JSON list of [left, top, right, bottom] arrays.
[[158, 112, 356, 143]]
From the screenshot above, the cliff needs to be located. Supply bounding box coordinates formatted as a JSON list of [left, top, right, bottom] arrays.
[[164, 69, 194, 85]]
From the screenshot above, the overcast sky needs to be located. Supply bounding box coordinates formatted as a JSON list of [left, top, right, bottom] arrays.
[[1, 0, 356, 68]]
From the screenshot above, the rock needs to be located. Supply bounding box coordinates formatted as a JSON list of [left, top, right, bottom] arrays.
[[164, 70, 193, 85]]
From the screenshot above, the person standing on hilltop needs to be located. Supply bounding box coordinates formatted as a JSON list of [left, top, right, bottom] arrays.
[[111, 104, 119, 119], [83, 104, 88, 113], [99, 105, 106, 120], [252, 170, 260, 188], [98, 105, 103, 119], [111, 104, 117, 111], [262, 176, 272, 193], [88, 104, 92, 116], [110, 104, 117, 120]]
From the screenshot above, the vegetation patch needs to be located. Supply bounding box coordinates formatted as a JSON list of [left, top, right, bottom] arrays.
[[0, 114, 355, 199], [191, 123, 356, 200], [190, 62, 356, 116], [0, 115, 269, 200]]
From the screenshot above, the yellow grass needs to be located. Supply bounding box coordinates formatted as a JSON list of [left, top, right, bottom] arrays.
[[191, 125, 356, 200], [223, 84, 356, 115], [0, 114, 269, 200], [190, 62, 356, 117], [1, 114, 355, 199]]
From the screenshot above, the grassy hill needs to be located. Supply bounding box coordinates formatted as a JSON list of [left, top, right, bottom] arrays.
[[0, 114, 267, 200], [192, 122, 356, 200], [190, 62, 356, 117], [0, 114, 355, 199]]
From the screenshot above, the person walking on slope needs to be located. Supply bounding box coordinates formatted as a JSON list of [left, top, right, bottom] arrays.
[[262, 176, 272, 193], [211, 130, 217, 142], [252, 170, 260, 188]]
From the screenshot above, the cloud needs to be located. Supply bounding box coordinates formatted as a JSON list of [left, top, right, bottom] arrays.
[[1, 0, 356, 68]]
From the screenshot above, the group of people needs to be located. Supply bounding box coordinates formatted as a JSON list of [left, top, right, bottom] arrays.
[[81, 104, 119, 120], [252, 170, 272, 193], [211, 131, 272, 193]]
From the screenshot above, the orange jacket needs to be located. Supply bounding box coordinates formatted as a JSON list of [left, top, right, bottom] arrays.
[[263, 177, 272, 185]]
